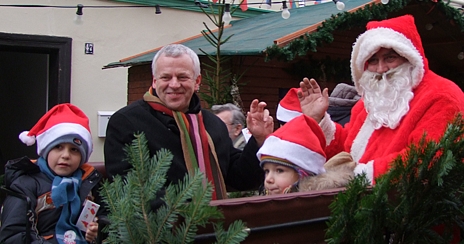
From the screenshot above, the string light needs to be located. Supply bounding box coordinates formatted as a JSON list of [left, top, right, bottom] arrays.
[[194, 0, 209, 8], [154, 4, 161, 14], [458, 47, 464, 60], [333, 0, 345, 11], [425, 21, 438, 31], [281, 1, 290, 19], [2, 1, 351, 22], [223, 3, 232, 25], [266, 0, 272, 9], [381, 0, 389, 4], [74, 4, 83, 25]]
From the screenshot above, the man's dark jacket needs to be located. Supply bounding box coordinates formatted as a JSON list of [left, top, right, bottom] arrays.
[[104, 93, 264, 208]]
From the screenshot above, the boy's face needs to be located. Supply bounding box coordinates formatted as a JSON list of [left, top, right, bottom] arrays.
[[262, 162, 299, 195], [47, 143, 82, 177]]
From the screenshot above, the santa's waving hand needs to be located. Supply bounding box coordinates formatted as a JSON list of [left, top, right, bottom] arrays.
[[298, 14, 464, 185]]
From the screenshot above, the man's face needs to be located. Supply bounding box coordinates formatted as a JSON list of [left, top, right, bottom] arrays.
[[366, 48, 407, 73], [215, 110, 242, 140], [153, 54, 201, 112]]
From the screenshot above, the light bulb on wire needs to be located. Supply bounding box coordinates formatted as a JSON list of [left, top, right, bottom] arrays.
[[154, 4, 161, 14], [281, 1, 290, 19], [425, 23, 433, 31], [458, 49, 464, 60], [381, 0, 389, 4], [333, 0, 345, 10], [222, 3, 232, 25], [74, 4, 83, 25], [425, 21, 438, 31]]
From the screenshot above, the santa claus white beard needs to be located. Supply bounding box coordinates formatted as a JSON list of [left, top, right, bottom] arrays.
[[358, 62, 415, 130]]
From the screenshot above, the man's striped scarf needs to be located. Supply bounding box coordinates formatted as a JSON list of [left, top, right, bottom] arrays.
[[143, 87, 227, 200]]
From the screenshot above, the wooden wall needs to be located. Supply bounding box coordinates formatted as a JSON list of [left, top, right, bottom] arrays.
[[127, 64, 152, 104], [126, 54, 348, 129]]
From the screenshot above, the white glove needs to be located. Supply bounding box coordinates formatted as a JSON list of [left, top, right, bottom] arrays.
[[353, 160, 374, 185]]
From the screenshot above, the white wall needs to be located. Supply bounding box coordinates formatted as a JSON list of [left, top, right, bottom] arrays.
[[0, 0, 214, 162]]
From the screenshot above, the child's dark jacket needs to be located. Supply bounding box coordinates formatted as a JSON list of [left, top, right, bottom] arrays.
[[0, 157, 102, 244]]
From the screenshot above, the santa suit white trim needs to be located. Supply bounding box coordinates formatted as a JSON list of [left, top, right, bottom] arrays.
[[320, 15, 464, 184]]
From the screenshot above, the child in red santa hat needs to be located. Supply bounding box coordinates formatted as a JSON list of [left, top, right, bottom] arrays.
[[0, 103, 101, 244], [276, 88, 303, 126], [257, 114, 355, 195]]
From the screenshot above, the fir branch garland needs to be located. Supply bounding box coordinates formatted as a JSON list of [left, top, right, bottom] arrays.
[[100, 132, 249, 244], [265, 0, 464, 62], [326, 114, 464, 243]]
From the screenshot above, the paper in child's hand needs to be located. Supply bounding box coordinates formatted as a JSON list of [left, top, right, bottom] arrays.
[[76, 199, 100, 232]]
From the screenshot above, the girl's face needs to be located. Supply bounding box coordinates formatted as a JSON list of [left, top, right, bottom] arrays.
[[47, 143, 81, 176], [263, 162, 299, 195]]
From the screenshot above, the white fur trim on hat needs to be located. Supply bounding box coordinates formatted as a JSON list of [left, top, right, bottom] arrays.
[[257, 135, 326, 175], [351, 27, 424, 92], [19, 131, 36, 146], [36, 122, 93, 161], [276, 104, 303, 123]]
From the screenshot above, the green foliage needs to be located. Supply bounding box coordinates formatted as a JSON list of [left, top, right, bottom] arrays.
[[227, 190, 257, 198], [197, 0, 247, 108], [326, 114, 464, 243], [100, 132, 249, 244], [265, 0, 464, 62]]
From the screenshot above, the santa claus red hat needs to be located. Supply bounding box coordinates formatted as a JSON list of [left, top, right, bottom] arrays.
[[276, 88, 303, 124], [257, 114, 327, 175], [19, 103, 93, 165], [351, 14, 426, 92]]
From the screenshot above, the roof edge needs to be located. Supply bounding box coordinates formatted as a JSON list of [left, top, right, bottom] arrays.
[[103, 24, 234, 69]]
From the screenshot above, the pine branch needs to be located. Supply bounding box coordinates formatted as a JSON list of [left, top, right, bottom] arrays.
[[100, 132, 249, 243], [214, 220, 249, 244], [326, 114, 464, 244]]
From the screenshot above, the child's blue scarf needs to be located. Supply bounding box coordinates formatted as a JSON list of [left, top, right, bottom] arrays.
[[37, 157, 87, 244]]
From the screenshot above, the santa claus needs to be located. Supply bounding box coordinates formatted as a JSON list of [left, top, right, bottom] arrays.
[[298, 14, 464, 184]]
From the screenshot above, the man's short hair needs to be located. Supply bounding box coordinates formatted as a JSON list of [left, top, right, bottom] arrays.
[[211, 103, 246, 127], [151, 44, 201, 79]]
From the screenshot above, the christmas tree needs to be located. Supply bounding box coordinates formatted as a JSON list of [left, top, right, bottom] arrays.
[[326, 114, 464, 243], [99, 133, 248, 244]]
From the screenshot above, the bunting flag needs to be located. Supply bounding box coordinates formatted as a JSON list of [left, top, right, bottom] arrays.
[[240, 0, 248, 11], [212, 0, 218, 3], [266, 0, 272, 8], [289, 0, 297, 8]]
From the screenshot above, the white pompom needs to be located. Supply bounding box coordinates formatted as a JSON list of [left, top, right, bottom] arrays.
[[19, 131, 36, 146]]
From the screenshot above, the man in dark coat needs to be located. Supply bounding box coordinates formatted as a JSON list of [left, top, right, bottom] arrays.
[[104, 44, 273, 203]]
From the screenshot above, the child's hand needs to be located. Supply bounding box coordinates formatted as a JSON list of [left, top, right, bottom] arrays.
[[85, 219, 98, 243]]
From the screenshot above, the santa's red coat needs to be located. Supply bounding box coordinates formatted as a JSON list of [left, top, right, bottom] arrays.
[[320, 15, 464, 184]]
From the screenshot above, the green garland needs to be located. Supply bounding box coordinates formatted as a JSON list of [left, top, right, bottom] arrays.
[[326, 114, 464, 243], [265, 0, 464, 61]]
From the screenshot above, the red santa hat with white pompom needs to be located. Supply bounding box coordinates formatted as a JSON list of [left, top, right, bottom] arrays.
[[276, 88, 303, 124], [19, 103, 93, 165], [257, 114, 327, 176]]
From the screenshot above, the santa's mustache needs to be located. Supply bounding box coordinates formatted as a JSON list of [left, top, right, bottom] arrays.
[[373, 70, 395, 81], [359, 62, 415, 129]]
